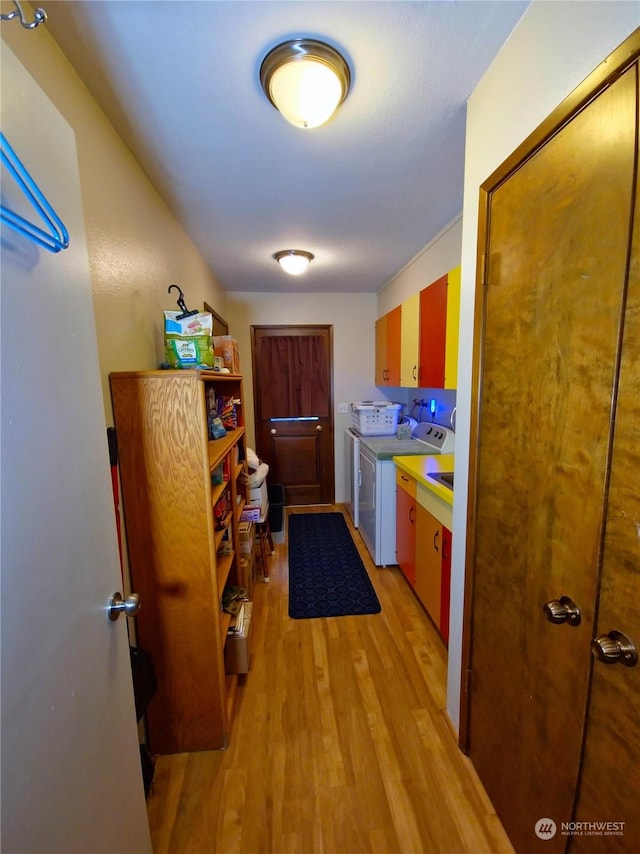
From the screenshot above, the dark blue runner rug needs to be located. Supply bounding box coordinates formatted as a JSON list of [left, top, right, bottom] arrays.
[[288, 512, 382, 619]]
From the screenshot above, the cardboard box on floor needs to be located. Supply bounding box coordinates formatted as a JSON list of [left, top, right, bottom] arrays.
[[238, 520, 254, 556], [225, 602, 253, 674]]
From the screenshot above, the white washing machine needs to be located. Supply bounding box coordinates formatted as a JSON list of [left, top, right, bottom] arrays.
[[358, 442, 398, 566], [358, 423, 455, 567]]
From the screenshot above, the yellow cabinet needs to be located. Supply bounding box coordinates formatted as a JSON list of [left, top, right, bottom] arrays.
[[444, 265, 460, 389], [415, 503, 442, 628], [400, 292, 420, 388]]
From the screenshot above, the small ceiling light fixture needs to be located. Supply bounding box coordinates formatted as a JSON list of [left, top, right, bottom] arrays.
[[260, 38, 351, 129], [274, 249, 315, 276]]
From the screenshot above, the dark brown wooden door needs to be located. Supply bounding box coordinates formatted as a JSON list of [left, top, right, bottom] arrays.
[[465, 60, 637, 853], [572, 109, 640, 852], [251, 325, 334, 505]]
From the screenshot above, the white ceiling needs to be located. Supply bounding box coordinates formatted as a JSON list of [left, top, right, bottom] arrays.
[[44, 1, 529, 294]]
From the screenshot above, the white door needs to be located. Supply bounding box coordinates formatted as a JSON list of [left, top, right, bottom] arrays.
[[1, 45, 151, 853]]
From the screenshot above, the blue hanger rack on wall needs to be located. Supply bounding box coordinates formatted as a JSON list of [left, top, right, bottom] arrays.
[[0, 131, 70, 253]]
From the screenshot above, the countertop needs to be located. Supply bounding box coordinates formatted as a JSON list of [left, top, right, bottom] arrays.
[[393, 453, 455, 506], [358, 435, 433, 460]]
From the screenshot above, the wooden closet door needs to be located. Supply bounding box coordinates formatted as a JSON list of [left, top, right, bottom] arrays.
[[572, 66, 640, 849], [467, 63, 636, 853]]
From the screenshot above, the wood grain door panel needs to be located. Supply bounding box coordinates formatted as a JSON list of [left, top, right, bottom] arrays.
[[269, 428, 329, 505], [468, 64, 637, 853], [572, 90, 640, 851]]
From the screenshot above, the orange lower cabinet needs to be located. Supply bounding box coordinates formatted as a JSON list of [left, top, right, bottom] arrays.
[[440, 525, 452, 645], [396, 473, 416, 585], [415, 503, 442, 630]]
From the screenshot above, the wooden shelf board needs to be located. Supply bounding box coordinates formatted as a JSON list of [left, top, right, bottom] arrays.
[[208, 427, 245, 470], [217, 550, 234, 594], [234, 498, 246, 524], [220, 610, 232, 639], [211, 480, 229, 506]]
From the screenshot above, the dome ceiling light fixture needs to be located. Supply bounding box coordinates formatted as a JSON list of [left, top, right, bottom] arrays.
[[260, 38, 351, 129], [273, 249, 315, 276]]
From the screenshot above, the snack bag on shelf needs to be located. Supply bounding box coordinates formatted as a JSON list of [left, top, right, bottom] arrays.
[[164, 310, 214, 368]]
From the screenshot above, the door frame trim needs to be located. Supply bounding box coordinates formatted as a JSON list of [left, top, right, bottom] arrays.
[[458, 28, 640, 753]]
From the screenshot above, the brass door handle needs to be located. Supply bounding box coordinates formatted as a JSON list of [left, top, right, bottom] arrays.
[[270, 428, 276, 435], [592, 631, 638, 667], [316, 425, 322, 432], [543, 596, 581, 626]]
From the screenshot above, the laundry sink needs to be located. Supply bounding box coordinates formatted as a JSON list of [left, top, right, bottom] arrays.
[[427, 471, 454, 490]]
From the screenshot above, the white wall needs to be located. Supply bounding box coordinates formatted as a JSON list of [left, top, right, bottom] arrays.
[[448, 2, 640, 733], [2, 12, 227, 426], [378, 215, 462, 315], [225, 292, 380, 503], [376, 216, 462, 436]]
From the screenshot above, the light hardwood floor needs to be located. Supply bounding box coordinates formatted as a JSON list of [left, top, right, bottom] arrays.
[[147, 505, 513, 854]]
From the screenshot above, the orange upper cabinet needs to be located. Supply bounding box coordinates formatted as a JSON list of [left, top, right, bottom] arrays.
[[374, 315, 387, 385], [417, 265, 460, 389], [376, 265, 460, 389], [375, 305, 401, 386], [400, 292, 420, 388]]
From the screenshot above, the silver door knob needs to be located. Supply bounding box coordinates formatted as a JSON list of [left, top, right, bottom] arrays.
[[270, 428, 277, 435], [592, 631, 637, 667], [543, 596, 581, 626], [107, 591, 141, 622], [316, 425, 323, 432]]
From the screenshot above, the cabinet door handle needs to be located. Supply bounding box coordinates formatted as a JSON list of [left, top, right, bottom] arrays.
[[270, 428, 277, 435], [412, 365, 417, 380], [409, 506, 415, 524], [433, 530, 439, 552]]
